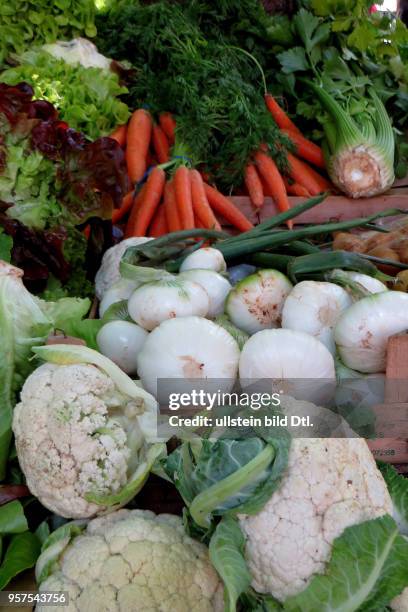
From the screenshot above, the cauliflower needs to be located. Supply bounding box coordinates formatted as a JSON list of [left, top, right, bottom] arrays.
[[95, 237, 152, 300], [13, 358, 161, 519], [36, 509, 224, 612], [238, 438, 392, 602]]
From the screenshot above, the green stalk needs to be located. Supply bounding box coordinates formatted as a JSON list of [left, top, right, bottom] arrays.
[[248, 253, 294, 272], [360, 253, 408, 270], [287, 251, 386, 284], [217, 209, 407, 261], [223, 193, 327, 244], [190, 445, 275, 528]]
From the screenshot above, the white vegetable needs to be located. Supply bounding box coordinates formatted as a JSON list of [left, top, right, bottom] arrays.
[[339, 270, 388, 295], [179, 247, 226, 273], [95, 237, 152, 300], [226, 269, 293, 335], [239, 329, 335, 402], [128, 279, 209, 331], [42, 38, 112, 70], [281, 281, 352, 354], [180, 269, 232, 318], [97, 321, 148, 375], [335, 291, 408, 373], [138, 317, 240, 399], [99, 278, 138, 317]]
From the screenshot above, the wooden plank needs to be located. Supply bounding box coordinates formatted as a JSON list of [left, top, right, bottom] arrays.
[[231, 193, 408, 225], [385, 333, 408, 403]]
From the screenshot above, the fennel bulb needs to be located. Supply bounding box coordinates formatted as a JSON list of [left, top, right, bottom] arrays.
[[335, 291, 408, 373], [225, 269, 292, 335], [179, 247, 227, 273], [137, 316, 240, 399], [281, 281, 352, 354], [128, 278, 209, 331], [180, 269, 232, 318], [97, 320, 148, 375], [308, 84, 394, 198]]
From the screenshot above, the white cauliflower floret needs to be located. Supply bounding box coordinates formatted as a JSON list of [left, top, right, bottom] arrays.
[[95, 237, 152, 299], [12, 363, 147, 519], [238, 438, 392, 602], [37, 510, 224, 612], [391, 588, 408, 611]]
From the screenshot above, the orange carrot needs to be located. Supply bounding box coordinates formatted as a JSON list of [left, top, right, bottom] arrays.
[[83, 225, 91, 240], [109, 124, 127, 147], [112, 190, 135, 224], [163, 181, 182, 232], [283, 177, 311, 198], [244, 164, 264, 209], [159, 112, 176, 144], [122, 185, 146, 235], [282, 129, 325, 169], [126, 109, 152, 184], [190, 169, 221, 230], [203, 183, 254, 232], [254, 151, 292, 229], [125, 167, 165, 237], [287, 153, 330, 195], [152, 124, 170, 163], [264, 94, 302, 136], [302, 162, 332, 192], [174, 166, 194, 230], [149, 204, 168, 237]]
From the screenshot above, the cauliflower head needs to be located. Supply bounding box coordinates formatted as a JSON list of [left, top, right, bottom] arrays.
[[37, 509, 224, 612], [391, 587, 408, 611], [13, 362, 159, 519], [95, 237, 152, 300], [238, 438, 392, 602]]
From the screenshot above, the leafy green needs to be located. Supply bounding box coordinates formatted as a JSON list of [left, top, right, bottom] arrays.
[[35, 521, 86, 584], [0, 531, 41, 590], [0, 230, 12, 263], [0, 500, 28, 534], [209, 517, 251, 612], [1, 50, 129, 140], [284, 515, 408, 611], [0, 0, 97, 67], [378, 463, 408, 536]]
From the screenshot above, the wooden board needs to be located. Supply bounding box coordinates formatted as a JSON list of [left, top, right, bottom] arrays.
[[231, 191, 408, 225], [367, 334, 408, 465]]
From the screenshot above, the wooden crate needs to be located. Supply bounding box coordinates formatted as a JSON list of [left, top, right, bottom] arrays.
[[230, 176, 408, 225]]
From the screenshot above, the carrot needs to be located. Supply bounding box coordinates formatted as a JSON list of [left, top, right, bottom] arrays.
[[244, 164, 264, 209], [163, 181, 182, 232], [286, 153, 324, 196], [282, 129, 325, 169], [283, 177, 311, 198], [254, 151, 292, 229], [126, 109, 152, 184], [125, 167, 165, 237], [152, 124, 170, 163], [122, 184, 146, 235], [264, 94, 302, 136], [109, 124, 127, 147], [203, 183, 254, 232], [159, 112, 176, 144], [83, 225, 91, 240], [149, 204, 168, 237], [112, 190, 135, 224], [190, 169, 221, 230], [302, 162, 332, 192], [174, 166, 194, 230]]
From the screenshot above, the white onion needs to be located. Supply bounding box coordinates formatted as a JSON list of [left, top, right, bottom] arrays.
[[99, 279, 138, 317], [339, 271, 388, 295], [138, 316, 240, 399], [335, 291, 408, 373], [180, 269, 232, 318], [225, 269, 292, 335], [179, 247, 227, 273], [97, 320, 148, 375], [240, 329, 335, 379], [128, 279, 209, 331], [281, 281, 352, 354]]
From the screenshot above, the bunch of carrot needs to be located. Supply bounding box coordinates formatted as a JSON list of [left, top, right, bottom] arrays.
[[109, 108, 254, 237], [243, 95, 332, 217]]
